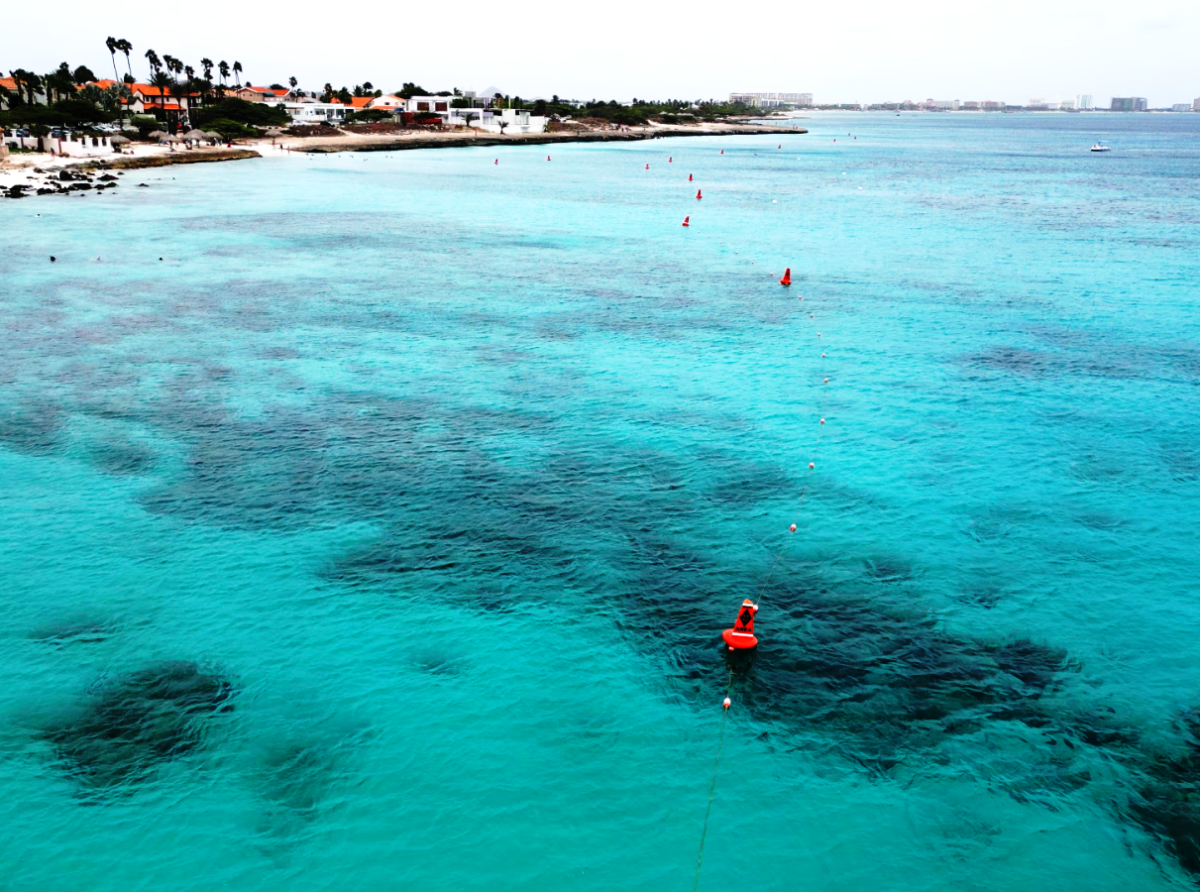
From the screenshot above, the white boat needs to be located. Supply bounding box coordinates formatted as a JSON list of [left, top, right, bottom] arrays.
[[1090, 143, 1111, 152]]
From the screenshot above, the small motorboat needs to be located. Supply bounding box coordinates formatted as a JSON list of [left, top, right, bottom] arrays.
[[1090, 142, 1111, 152]]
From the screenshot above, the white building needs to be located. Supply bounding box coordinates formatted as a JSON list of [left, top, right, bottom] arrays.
[[1173, 103, 1192, 112], [1194, 97, 1200, 111], [283, 101, 351, 124], [1076, 94, 1094, 110], [729, 92, 812, 107]]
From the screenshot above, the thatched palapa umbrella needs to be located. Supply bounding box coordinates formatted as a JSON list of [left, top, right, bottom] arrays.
[[110, 134, 131, 151], [265, 128, 284, 145], [204, 131, 222, 144]]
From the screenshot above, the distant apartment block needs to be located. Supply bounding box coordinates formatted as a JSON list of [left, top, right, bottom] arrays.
[[728, 92, 813, 107], [1110, 97, 1148, 111], [921, 99, 960, 109], [1173, 103, 1192, 112], [1194, 97, 1200, 111], [1076, 94, 1094, 109], [981, 100, 1004, 110]]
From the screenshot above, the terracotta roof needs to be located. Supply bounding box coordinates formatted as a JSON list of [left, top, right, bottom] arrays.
[[349, 97, 373, 108], [90, 79, 121, 90], [158, 102, 183, 111], [0, 76, 17, 91], [134, 84, 199, 98]]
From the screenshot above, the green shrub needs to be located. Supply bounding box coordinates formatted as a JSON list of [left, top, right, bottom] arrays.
[[194, 98, 288, 127]]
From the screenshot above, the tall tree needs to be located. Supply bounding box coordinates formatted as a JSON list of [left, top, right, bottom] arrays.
[[73, 65, 97, 84], [218, 60, 229, 85], [200, 58, 213, 81], [150, 70, 173, 117], [232, 61, 242, 87], [117, 39, 133, 76], [145, 49, 161, 78], [106, 37, 120, 80]]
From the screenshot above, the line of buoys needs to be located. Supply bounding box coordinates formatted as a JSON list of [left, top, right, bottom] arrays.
[[779, 268, 792, 286], [696, 189, 703, 200], [682, 215, 690, 227], [722, 599, 759, 651]]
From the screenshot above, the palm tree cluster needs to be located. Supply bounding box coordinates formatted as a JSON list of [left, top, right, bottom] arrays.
[[137, 45, 246, 124]]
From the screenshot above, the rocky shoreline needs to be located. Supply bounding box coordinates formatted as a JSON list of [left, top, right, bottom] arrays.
[[295, 125, 807, 154]]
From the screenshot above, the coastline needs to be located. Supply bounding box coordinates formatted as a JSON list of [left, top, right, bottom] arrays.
[[287, 123, 806, 154], [2, 123, 804, 198]]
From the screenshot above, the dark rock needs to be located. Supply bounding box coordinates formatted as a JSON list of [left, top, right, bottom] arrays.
[[41, 661, 235, 793]]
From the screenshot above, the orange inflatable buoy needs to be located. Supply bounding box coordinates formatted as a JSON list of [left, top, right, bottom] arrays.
[[682, 216, 690, 227], [696, 189, 702, 200], [780, 268, 792, 286], [722, 599, 759, 650]]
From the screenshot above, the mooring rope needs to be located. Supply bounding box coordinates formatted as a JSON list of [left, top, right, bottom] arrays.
[[693, 293, 830, 891], [692, 673, 734, 892]]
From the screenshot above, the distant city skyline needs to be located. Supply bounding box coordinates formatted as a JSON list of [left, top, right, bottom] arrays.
[[5, 0, 1197, 108]]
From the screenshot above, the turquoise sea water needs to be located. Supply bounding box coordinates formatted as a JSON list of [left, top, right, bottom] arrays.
[[2, 112, 1200, 890]]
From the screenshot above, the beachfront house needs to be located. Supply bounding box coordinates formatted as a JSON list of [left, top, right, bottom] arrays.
[[283, 100, 351, 125], [478, 108, 547, 134], [234, 86, 292, 103]]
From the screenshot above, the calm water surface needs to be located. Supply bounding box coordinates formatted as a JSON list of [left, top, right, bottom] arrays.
[[2, 113, 1200, 890]]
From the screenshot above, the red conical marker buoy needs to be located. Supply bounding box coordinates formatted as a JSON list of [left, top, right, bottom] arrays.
[[780, 268, 792, 286], [645, 163, 650, 170], [688, 173, 693, 181], [720, 149, 724, 155], [722, 599, 759, 650], [669, 156, 673, 162], [696, 189, 702, 200], [777, 144, 781, 149], [547, 155, 551, 161], [682, 216, 690, 227], [494, 159, 498, 165]]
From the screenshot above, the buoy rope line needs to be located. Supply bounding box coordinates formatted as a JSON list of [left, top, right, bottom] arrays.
[[752, 302, 830, 606], [693, 293, 830, 892], [692, 673, 735, 892]]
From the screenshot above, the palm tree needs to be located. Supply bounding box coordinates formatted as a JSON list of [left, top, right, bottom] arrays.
[[145, 49, 161, 78], [233, 61, 242, 87], [200, 58, 213, 81], [118, 39, 134, 77], [150, 70, 173, 118], [218, 60, 229, 85], [106, 37, 120, 80], [288, 76, 297, 94]]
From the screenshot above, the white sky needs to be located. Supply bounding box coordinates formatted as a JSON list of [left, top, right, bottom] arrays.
[[6, 0, 1198, 106]]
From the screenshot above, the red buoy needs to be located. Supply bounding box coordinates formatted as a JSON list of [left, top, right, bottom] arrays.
[[547, 155, 551, 161], [682, 216, 690, 227], [720, 149, 724, 155], [669, 156, 673, 162], [777, 144, 781, 149], [645, 163, 650, 170], [688, 173, 693, 181], [780, 268, 792, 286], [696, 189, 702, 200], [789, 523, 797, 532], [722, 599, 759, 650], [494, 159, 498, 165]]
